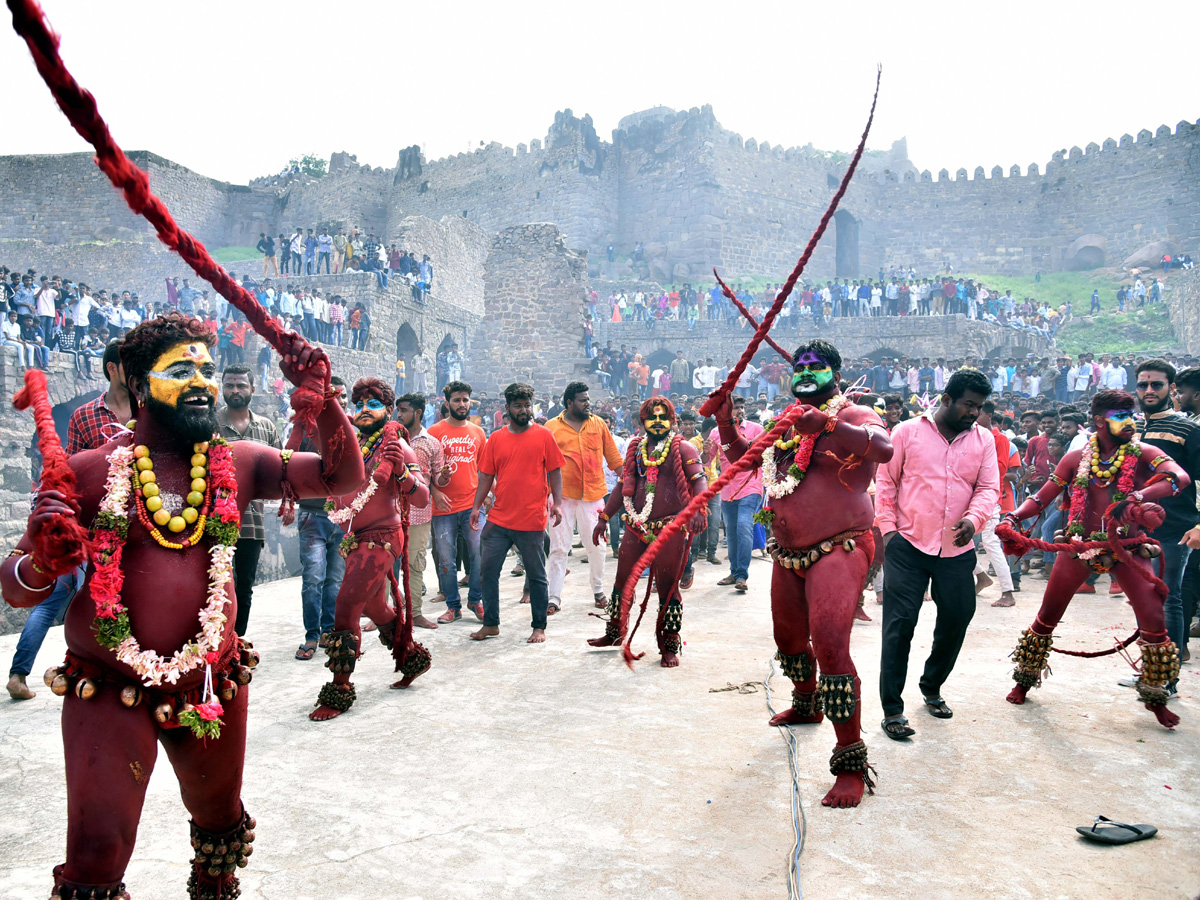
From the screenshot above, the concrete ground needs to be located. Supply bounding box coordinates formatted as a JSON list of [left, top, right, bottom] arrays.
[[1, 546, 1197, 900]]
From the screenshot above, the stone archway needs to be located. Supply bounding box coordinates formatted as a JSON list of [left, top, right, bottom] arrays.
[[865, 346, 905, 363], [396, 322, 420, 360]]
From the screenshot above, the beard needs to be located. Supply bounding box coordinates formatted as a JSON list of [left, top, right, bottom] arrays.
[[1139, 394, 1169, 414], [510, 411, 532, 427], [450, 406, 469, 421], [145, 394, 217, 445], [356, 414, 387, 436], [224, 393, 250, 410]]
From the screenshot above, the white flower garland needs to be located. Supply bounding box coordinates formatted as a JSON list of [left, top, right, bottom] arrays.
[[622, 433, 674, 528], [761, 395, 851, 500], [101, 447, 233, 687], [329, 476, 377, 526]]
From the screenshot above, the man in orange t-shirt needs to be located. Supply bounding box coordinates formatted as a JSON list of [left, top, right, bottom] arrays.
[[427, 380, 488, 622], [468, 382, 564, 644]]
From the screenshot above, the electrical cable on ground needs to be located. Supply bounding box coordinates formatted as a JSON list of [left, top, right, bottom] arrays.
[[764, 657, 806, 900]]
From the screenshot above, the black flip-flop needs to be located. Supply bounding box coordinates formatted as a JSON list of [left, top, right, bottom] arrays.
[[1076, 816, 1157, 845], [882, 716, 915, 740], [924, 696, 953, 719]]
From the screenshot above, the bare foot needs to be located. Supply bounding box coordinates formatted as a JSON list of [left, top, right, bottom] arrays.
[[1148, 703, 1180, 729], [519, 594, 530, 604], [470, 625, 500, 641], [974, 572, 993, 594], [6, 674, 35, 700], [992, 592, 1016, 608], [413, 616, 439, 629], [1006, 684, 1029, 705], [391, 669, 427, 689], [854, 606, 872, 622], [661, 651, 679, 668], [360, 619, 378, 632], [528, 628, 546, 644], [587, 633, 621, 647], [821, 772, 867, 808], [769, 707, 824, 726], [308, 705, 344, 721]]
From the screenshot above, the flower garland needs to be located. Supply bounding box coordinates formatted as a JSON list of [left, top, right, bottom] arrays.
[[1065, 433, 1140, 539], [329, 429, 387, 526], [89, 436, 240, 738], [761, 395, 851, 500], [623, 433, 674, 537]]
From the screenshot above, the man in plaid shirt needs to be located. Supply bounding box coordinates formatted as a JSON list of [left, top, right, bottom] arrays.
[[217, 363, 282, 636], [396, 392, 451, 629], [8, 341, 132, 700]]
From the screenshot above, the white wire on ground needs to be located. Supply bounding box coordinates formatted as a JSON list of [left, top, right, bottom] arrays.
[[764, 657, 806, 900]]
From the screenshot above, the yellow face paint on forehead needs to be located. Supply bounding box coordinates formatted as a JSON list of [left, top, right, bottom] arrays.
[[147, 340, 218, 407]]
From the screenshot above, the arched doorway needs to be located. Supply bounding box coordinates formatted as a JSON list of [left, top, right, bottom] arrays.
[[865, 347, 905, 363], [396, 322, 419, 360], [834, 210, 860, 278]]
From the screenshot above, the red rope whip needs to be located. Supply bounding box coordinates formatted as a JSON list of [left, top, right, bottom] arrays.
[[996, 518, 1165, 657], [698, 66, 880, 419], [618, 399, 814, 635], [714, 275, 791, 361], [8, 0, 329, 448], [12, 370, 90, 578]]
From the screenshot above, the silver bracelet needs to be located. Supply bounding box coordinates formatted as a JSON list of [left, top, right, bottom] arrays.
[[14, 555, 53, 592]]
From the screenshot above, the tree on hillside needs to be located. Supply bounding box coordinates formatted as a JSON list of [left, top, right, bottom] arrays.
[[287, 154, 327, 178]]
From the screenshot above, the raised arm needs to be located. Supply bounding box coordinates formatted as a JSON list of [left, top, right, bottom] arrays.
[[1005, 449, 1080, 525]]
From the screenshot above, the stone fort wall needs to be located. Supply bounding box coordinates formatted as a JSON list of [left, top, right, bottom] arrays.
[[3, 110, 1195, 285]]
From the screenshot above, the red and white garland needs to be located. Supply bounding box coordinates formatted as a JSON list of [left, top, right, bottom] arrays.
[[1066, 432, 1140, 543], [89, 437, 240, 737], [762, 395, 851, 499], [623, 433, 674, 533]]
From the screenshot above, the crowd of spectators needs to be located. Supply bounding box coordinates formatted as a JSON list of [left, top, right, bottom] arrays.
[[255, 226, 433, 300]]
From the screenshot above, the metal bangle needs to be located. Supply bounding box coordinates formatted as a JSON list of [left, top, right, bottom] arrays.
[[14, 555, 53, 592]]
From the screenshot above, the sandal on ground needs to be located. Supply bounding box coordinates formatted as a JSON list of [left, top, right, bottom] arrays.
[[717, 575, 736, 586], [437, 609, 462, 623], [882, 715, 915, 740], [295, 642, 317, 660], [547, 603, 559, 616], [924, 696, 953, 718], [511, 564, 525, 577], [1075, 816, 1157, 845]]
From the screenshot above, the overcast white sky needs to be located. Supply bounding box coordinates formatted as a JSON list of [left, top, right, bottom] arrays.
[[2, 0, 1197, 184]]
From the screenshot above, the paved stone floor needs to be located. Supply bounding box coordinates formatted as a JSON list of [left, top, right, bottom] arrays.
[[1, 548, 1197, 900]]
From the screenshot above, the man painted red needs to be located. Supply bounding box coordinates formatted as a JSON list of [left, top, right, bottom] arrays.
[[713, 338, 893, 808], [1, 314, 363, 900], [310, 377, 431, 721], [1002, 389, 1190, 729]]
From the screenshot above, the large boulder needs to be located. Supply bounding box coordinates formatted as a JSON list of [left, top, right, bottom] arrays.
[[1064, 234, 1106, 270], [1123, 240, 1178, 269]]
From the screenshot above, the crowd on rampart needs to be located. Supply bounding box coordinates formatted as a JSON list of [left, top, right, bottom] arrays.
[[254, 226, 433, 300]]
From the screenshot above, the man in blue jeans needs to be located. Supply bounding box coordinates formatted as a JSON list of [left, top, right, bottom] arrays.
[[429, 380, 488, 622], [6, 566, 85, 699], [468, 382, 564, 644], [293, 381, 348, 659], [717, 397, 764, 592]]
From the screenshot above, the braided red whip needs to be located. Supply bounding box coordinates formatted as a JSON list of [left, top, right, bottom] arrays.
[[8, 0, 329, 448], [12, 370, 89, 578], [698, 66, 881, 418], [997, 518, 1165, 657], [714, 274, 791, 361], [618, 399, 813, 649]]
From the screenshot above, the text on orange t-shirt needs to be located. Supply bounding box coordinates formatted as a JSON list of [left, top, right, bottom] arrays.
[[427, 419, 487, 514]]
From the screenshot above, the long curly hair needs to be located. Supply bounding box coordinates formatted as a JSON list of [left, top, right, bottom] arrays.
[[119, 312, 215, 404], [352, 376, 394, 409]]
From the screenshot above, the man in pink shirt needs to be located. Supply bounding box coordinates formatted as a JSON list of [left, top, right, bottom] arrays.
[[875, 369, 1000, 739], [717, 396, 764, 592]]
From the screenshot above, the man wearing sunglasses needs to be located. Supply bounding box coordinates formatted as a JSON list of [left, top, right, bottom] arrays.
[[1129, 359, 1200, 688]]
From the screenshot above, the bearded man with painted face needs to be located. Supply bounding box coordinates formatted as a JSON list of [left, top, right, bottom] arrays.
[[0, 313, 364, 900], [712, 338, 894, 808], [1001, 389, 1190, 729], [588, 397, 707, 667], [310, 377, 431, 722]]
